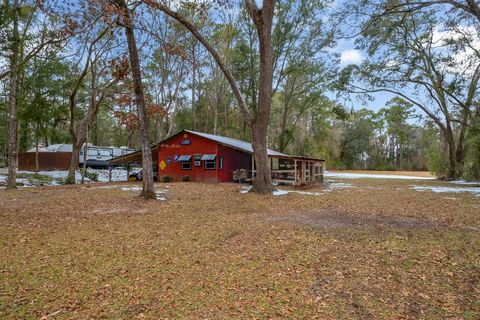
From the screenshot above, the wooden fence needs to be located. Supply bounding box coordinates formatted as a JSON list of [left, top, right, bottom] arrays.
[[18, 152, 72, 171]]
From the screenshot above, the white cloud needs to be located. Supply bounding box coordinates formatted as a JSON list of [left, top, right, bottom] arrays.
[[340, 49, 364, 65], [430, 25, 480, 75]]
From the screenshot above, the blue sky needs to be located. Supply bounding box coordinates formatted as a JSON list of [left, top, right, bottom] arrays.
[[330, 37, 396, 113]]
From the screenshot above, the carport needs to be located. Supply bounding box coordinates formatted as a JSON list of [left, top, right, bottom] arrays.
[[107, 146, 159, 182]]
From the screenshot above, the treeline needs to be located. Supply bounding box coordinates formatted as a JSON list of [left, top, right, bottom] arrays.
[[1, 0, 479, 195]]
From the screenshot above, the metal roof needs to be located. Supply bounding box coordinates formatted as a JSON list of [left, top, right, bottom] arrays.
[[184, 130, 288, 157], [200, 154, 216, 161], [47, 144, 73, 152], [177, 155, 192, 161]]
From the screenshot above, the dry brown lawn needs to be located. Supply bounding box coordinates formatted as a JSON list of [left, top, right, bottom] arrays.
[[0, 178, 479, 319]]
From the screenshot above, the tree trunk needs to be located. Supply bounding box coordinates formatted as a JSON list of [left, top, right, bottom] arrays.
[[92, 117, 98, 146], [35, 138, 39, 173], [81, 125, 88, 184], [213, 101, 218, 135], [252, 120, 272, 193], [118, 0, 155, 199], [6, 0, 20, 190], [66, 114, 78, 182], [398, 142, 403, 169], [445, 130, 459, 179], [153, 0, 276, 193], [68, 142, 81, 183], [66, 83, 83, 183], [447, 144, 458, 178], [67, 118, 95, 183], [66, 27, 108, 184], [247, 0, 275, 194], [454, 112, 469, 175], [192, 44, 197, 130]]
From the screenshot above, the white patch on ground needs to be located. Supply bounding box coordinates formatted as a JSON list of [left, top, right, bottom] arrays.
[[273, 189, 289, 196], [325, 171, 435, 180], [17, 170, 85, 185], [449, 180, 480, 186], [0, 169, 129, 187], [16, 178, 31, 186], [91, 184, 167, 200], [328, 182, 354, 190], [240, 181, 354, 196], [412, 185, 480, 197], [240, 186, 252, 194], [155, 192, 167, 201]]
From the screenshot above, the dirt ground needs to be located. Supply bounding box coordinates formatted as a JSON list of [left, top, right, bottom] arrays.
[[0, 178, 479, 319]]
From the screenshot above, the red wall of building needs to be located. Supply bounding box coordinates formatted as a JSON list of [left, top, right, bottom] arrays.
[[217, 144, 251, 182], [157, 131, 253, 183], [157, 132, 219, 182]]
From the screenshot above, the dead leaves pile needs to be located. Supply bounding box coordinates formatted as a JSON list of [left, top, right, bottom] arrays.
[[0, 180, 479, 319]]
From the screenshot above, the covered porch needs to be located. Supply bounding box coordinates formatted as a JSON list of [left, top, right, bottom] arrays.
[[252, 155, 325, 186]]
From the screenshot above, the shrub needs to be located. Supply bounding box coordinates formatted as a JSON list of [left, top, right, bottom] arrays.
[[461, 124, 480, 181], [62, 176, 76, 185], [181, 175, 191, 182], [161, 175, 174, 182], [79, 169, 98, 182], [85, 171, 98, 182], [17, 173, 52, 183], [426, 147, 449, 178]]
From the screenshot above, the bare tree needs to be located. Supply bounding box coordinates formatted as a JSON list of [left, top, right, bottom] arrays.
[[6, 0, 20, 190], [4, 0, 74, 188], [244, 0, 276, 193], [66, 27, 111, 183], [146, 0, 276, 193], [338, 6, 480, 178], [139, 11, 189, 141], [113, 0, 155, 199]]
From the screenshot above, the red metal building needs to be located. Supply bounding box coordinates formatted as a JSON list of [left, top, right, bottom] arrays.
[[157, 130, 273, 182], [109, 130, 325, 185]]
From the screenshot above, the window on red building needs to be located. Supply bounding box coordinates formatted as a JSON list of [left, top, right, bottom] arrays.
[[205, 160, 215, 170], [202, 154, 216, 170], [182, 161, 192, 170], [219, 156, 223, 170], [178, 155, 192, 170]]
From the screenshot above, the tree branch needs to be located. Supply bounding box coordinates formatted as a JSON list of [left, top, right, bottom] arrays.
[[144, 0, 252, 125]]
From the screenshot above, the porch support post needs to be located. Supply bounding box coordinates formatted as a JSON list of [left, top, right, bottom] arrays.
[[294, 159, 297, 185], [301, 160, 304, 183], [321, 161, 324, 183], [251, 154, 255, 182]]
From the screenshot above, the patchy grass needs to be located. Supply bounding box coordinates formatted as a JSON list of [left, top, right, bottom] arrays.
[[16, 172, 53, 183], [0, 179, 479, 319]]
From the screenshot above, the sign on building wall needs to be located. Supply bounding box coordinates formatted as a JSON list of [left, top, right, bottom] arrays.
[[179, 139, 191, 145], [159, 160, 166, 170]]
